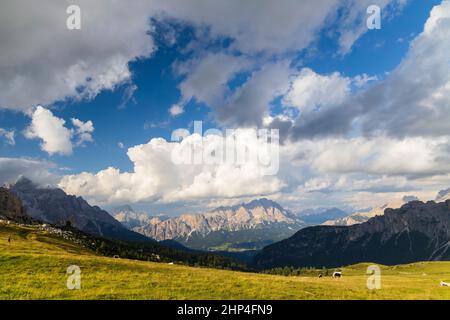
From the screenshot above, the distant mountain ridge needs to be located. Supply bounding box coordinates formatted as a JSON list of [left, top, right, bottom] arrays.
[[9, 177, 151, 243], [298, 207, 348, 225], [322, 199, 408, 226], [254, 200, 450, 269], [129, 198, 305, 251], [111, 205, 159, 230]]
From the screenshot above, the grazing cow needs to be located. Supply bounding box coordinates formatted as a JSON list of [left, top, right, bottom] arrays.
[[318, 274, 323, 278], [440, 281, 450, 287], [332, 271, 342, 278], [113, 255, 120, 259]]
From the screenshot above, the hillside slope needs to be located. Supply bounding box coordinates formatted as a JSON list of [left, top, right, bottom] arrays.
[[10, 177, 150, 243], [254, 200, 450, 269], [1, 222, 450, 299]]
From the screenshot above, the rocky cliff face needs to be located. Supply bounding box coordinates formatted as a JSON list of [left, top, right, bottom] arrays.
[[132, 199, 304, 250], [138, 199, 302, 240], [10, 177, 151, 243], [254, 200, 450, 269], [111, 205, 155, 230], [0, 187, 26, 219]]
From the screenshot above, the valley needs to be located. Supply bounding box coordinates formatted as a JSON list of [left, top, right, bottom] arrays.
[[3, 178, 450, 300], [2, 222, 450, 300]]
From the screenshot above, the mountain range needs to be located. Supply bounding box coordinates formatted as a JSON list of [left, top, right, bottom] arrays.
[[322, 197, 416, 226], [5, 177, 450, 270], [111, 205, 163, 230], [9, 177, 150, 243], [254, 199, 450, 269], [0, 185, 248, 270], [115, 199, 305, 251]]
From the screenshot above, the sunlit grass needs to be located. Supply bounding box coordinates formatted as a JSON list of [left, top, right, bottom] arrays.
[[1, 223, 450, 300]]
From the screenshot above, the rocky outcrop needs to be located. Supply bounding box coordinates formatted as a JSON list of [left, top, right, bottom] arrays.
[[0, 187, 26, 218], [254, 200, 450, 269]]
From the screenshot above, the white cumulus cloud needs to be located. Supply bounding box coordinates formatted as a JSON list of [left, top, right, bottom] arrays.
[[59, 130, 284, 205], [24, 106, 94, 156], [71, 118, 94, 146], [24, 106, 73, 156], [169, 104, 184, 117], [284, 68, 352, 114]]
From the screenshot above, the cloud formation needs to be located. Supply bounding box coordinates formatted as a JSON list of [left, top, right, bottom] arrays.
[[59, 130, 283, 205], [24, 106, 94, 156], [163, 0, 405, 127], [283, 68, 352, 115], [0, 128, 15, 145], [289, 1, 450, 140], [0, 0, 155, 112], [0, 157, 57, 186], [169, 104, 184, 117], [7, 0, 450, 212], [24, 107, 73, 156], [71, 118, 94, 146], [154, 0, 404, 55]]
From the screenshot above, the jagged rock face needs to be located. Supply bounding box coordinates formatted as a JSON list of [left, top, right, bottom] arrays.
[[111, 205, 156, 230], [0, 187, 26, 218], [10, 178, 150, 243], [254, 200, 450, 269], [138, 198, 302, 241]]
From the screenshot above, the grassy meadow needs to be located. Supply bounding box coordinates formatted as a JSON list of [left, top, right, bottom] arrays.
[[1, 222, 450, 300]]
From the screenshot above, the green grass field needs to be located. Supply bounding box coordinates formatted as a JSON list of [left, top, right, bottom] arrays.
[[1, 222, 450, 300]]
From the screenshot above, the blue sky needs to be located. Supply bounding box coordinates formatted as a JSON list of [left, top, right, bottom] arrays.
[[1, 0, 450, 214]]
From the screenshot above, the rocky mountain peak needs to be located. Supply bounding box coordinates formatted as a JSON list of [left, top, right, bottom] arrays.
[[8, 177, 150, 243], [12, 176, 37, 190], [136, 198, 303, 244], [255, 198, 450, 269]]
